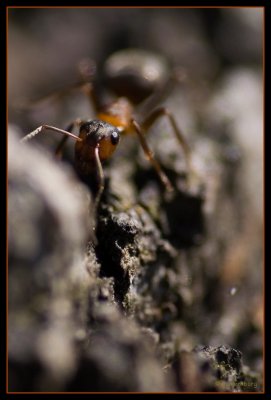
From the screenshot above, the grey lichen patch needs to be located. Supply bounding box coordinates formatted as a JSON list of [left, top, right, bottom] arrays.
[[189, 345, 261, 392]]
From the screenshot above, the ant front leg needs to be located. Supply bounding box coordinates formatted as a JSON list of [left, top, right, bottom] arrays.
[[131, 119, 174, 193], [54, 119, 83, 158], [141, 107, 191, 175]]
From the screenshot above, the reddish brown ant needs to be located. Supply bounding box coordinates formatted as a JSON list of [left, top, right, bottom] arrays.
[[21, 49, 191, 208]]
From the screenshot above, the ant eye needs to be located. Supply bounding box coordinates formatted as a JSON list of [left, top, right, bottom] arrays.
[[111, 130, 120, 145]]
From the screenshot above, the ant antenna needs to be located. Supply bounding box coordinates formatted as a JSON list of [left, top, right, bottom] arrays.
[[21, 125, 82, 144], [21, 125, 82, 143], [93, 145, 105, 210]]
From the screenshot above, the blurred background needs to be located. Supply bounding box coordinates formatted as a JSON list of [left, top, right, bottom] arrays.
[[8, 7, 264, 391]]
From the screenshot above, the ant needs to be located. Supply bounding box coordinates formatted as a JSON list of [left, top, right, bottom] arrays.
[[21, 49, 191, 210]]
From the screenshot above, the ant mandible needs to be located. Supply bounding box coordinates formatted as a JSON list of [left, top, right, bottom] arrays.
[[21, 49, 191, 208]]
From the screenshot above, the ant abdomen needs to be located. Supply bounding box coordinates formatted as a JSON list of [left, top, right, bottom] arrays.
[[103, 48, 170, 104]]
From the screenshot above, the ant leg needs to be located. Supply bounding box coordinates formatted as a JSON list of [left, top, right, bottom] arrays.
[[141, 107, 191, 173], [93, 145, 105, 209], [18, 58, 102, 118], [54, 119, 83, 158], [79, 81, 103, 114], [78, 57, 96, 83], [131, 119, 174, 193], [21, 125, 82, 144], [78, 58, 106, 112], [18, 59, 97, 112], [18, 82, 94, 111], [55, 135, 69, 159]]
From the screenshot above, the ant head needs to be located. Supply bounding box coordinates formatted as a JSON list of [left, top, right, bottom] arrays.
[[76, 120, 120, 167]]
